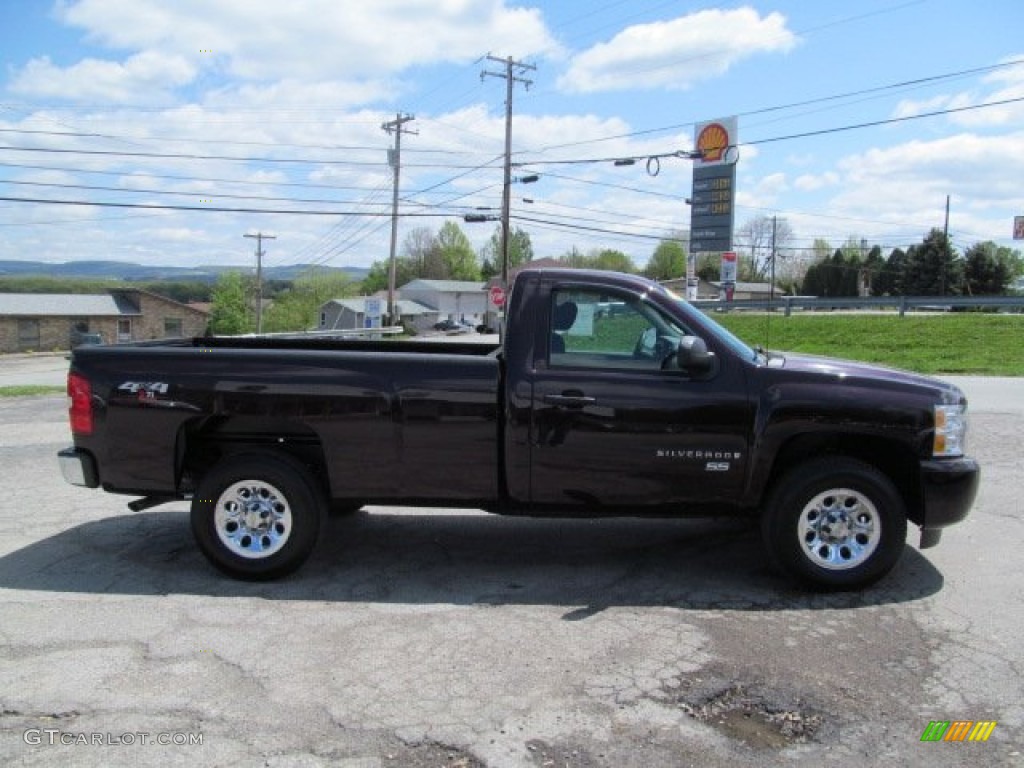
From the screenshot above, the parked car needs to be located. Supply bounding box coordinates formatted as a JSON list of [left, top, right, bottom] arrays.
[[433, 319, 473, 334]]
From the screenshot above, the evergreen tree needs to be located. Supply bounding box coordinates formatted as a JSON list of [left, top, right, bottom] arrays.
[[903, 229, 963, 296], [875, 248, 909, 296], [964, 241, 1012, 295]]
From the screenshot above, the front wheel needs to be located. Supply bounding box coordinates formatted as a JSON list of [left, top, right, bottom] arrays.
[[191, 452, 326, 580], [761, 457, 908, 590]]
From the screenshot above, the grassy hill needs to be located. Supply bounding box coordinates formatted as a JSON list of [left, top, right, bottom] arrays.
[[713, 312, 1023, 375]]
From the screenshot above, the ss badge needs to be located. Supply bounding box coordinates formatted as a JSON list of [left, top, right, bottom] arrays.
[[705, 462, 730, 472]]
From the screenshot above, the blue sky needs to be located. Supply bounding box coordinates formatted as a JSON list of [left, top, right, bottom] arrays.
[[1, 0, 1022, 275]]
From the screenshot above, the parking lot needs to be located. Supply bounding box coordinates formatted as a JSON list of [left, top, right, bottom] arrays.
[[0, 358, 1021, 767]]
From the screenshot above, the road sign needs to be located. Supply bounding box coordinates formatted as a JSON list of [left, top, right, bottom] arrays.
[[720, 251, 738, 283], [489, 284, 506, 307]]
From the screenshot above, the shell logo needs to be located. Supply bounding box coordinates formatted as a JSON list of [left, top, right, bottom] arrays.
[[696, 122, 730, 163]]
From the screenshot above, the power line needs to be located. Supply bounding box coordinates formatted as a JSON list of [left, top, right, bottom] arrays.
[[0, 178, 407, 207], [531, 57, 1024, 152], [0, 196, 459, 216], [0, 144, 492, 169], [0, 127, 470, 156]]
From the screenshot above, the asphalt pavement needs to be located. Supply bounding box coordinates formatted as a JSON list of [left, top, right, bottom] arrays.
[[0, 355, 1021, 767]]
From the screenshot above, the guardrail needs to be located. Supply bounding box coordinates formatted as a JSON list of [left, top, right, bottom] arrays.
[[691, 295, 1024, 316]]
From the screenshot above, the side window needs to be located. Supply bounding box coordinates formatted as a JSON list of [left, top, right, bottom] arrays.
[[550, 288, 689, 370]]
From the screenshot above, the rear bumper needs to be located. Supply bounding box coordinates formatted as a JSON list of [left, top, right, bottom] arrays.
[[917, 456, 979, 546], [58, 446, 100, 488]]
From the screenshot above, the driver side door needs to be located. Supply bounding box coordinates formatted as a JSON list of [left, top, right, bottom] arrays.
[[529, 285, 750, 510]]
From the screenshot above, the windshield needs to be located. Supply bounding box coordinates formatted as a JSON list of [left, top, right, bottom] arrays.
[[661, 286, 761, 363]]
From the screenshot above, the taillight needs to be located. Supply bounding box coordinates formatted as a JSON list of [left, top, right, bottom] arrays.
[[68, 372, 93, 435]]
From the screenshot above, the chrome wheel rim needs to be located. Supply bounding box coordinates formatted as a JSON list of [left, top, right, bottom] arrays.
[[798, 488, 880, 571], [214, 480, 292, 559]]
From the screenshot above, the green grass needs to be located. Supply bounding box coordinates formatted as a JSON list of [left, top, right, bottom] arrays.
[[0, 385, 65, 397], [711, 312, 1024, 375]]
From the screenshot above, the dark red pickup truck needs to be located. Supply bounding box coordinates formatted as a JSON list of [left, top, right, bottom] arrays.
[[58, 268, 979, 589]]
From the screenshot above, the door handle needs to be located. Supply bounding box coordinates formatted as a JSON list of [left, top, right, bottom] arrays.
[[543, 393, 596, 408]]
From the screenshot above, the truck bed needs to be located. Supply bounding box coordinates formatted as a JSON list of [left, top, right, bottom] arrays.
[[69, 338, 504, 504]]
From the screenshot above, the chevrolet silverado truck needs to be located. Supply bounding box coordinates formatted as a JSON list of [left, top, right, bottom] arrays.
[[58, 268, 979, 589]]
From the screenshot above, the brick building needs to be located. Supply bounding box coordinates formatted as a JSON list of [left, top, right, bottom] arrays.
[[0, 289, 209, 353]]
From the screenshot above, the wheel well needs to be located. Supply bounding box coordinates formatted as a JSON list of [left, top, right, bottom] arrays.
[[766, 433, 923, 524], [176, 417, 329, 499]]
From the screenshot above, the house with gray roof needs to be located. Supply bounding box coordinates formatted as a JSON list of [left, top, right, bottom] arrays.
[[398, 279, 488, 325], [318, 297, 435, 333], [0, 288, 209, 353]]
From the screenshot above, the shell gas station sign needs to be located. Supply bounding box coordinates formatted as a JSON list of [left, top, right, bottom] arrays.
[[689, 116, 738, 258], [695, 118, 737, 167]]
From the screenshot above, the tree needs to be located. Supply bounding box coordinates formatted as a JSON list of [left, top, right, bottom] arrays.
[[810, 239, 833, 261], [559, 246, 587, 268], [139, 281, 212, 304], [695, 253, 720, 282], [481, 225, 534, 277], [263, 272, 356, 332], [404, 226, 447, 279], [208, 272, 253, 335], [436, 221, 479, 280], [556, 247, 635, 272], [862, 245, 885, 296], [594, 249, 635, 272], [801, 248, 860, 297], [873, 247, 909, 296], [963, 241, 1012, 295], [903, 229, 963, 296], [644, 238, 687, 280], [362, 257, 418, 294], [735, 215, 794, 281]]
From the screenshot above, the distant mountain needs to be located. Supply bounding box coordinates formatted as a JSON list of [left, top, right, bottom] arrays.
[[0, 260, 369, 283]]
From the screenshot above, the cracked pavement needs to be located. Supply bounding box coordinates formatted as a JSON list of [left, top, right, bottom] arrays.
[[0, 373, 1021, 766]]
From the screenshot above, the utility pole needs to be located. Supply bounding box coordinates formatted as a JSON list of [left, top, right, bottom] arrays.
[[382, 113, 416, 326], [941, 194, 951, 296], [481, 55, 535, 288], [244, 231, 275, 334], [770, 215, 777, 303]]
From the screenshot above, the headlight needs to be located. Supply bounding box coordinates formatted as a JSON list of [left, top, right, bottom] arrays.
[[933, 404, 967, 457]]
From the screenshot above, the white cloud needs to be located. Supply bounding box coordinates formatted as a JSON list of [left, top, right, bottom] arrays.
[[794, 171, 839, 191], [891, 94, 957, 120], [794, 132, 1024, 247], [892, 57, 1024, 127], [9, 51, 196, 104], [55, 0, 560, 82], [558, 8, 798, 93]]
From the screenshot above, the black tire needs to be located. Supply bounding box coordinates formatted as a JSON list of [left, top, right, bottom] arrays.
[[761, 457, 908, 590], [191, 452, 326, 580]]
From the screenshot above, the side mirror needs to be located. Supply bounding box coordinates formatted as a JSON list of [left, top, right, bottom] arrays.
[[673, 335, 715, 375]]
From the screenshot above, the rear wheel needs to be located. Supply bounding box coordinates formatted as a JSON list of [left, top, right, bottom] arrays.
[[191, 452, 326, 580], [762, 457, 907, 590]]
